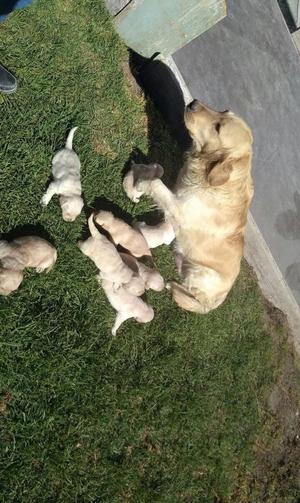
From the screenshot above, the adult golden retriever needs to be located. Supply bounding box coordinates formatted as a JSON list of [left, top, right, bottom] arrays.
[[137, 100, 254, 313]]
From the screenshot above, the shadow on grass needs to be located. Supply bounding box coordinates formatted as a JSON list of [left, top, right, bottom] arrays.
[[0, 223, 56, 245], [127, 49, 191, 189], [79, 50, 191, 238]]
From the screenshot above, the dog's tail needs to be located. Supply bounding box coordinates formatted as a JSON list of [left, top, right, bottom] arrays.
[[88, 213, 99, 238], [65, 127, 78, 150], [170, 281, 221, 314]]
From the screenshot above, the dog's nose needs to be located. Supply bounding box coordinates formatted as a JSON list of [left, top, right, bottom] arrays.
[[187, 99, 200, 111], [222, 109, 229, 113]]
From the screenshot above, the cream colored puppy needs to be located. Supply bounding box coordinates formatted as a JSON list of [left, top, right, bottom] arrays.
[[0, 236, 57, 273], [120, 253, 164, 292], [94, 210, 151, 258], [134, 221, 175, 249], [41, 127, 84, 222], [135, 101, 254, 313], [0, 268, 24, 296], [123, 161, 164, 203], [99, 277, 154, 336], [78, 214, 144, 294]]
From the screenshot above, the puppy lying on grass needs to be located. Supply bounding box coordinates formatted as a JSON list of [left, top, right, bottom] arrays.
[[0, 236, 57, 295], [41, 127, 84, 222], [78, 214, 144, 295], [94, 210, 151, 258], [99, 277, 154, 336], [0, 236, 57, 272], [120, 252, 164, 292], [0, 268, 24, 296], [123, 160, 164, 203]]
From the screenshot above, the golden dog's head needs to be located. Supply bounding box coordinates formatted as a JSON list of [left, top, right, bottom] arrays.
[[184, 100, 253, 186]]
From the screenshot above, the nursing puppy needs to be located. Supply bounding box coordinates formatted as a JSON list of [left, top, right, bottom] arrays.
[[123, 161, 164, 203], [0, 268, 24, 296], [0, 236, 57, 273], [41, 127, 84, 222], [135, 101, 253, 313], [99, 277, 154, 336], [134, 221, 175, 249], [94, 210, 151, 258], [78, 214, 144, 295], [120, 253, 164, 292]]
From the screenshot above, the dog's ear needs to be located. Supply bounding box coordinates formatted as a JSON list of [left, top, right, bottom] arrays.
[[207, 153, 232, 187]]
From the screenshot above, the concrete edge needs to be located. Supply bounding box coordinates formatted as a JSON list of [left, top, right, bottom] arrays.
[[245, 214, 300, 352], [161, 54, 300, 354]]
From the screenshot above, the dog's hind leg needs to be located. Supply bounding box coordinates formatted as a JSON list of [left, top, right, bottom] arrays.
[[111, 311, 132, 336]]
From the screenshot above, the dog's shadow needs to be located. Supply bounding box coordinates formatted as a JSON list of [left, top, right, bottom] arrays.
[[125, 50, 191, 187], [82, 52, 190, 245], [0, 223, 55, 246]]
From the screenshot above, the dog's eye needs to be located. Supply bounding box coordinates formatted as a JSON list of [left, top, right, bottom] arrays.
[[215, 122, 221, 133]]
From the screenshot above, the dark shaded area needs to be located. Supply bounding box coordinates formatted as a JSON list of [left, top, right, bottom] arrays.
[[0, 0, 32, 16], [0, 223, 55, 246], [275, 192, 300, 240], [286, 262, 300, 294], [128, 50, 191, 152], [277, 0, 296, 32], [0, 0, 18, 16]]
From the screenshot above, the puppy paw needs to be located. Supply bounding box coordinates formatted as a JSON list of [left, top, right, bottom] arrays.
[[40, 195, 49, 207]]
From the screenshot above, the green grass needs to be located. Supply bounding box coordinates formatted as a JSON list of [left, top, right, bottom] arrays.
[[0, 1, 298, 501]]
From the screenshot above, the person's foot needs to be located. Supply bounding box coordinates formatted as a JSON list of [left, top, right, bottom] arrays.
[[0, 64, 17, 94]]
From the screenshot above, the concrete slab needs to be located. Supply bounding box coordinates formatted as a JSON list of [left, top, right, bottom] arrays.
[[112, 0, 226, 58], [174, 0, 300, 307]]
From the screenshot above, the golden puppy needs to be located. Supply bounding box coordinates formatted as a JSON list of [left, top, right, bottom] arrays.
[[78, 214, 144, 295], [99, 277, 154, 336], [123, 161, 164, 203], [120, 252, 164, 292], [136, 101, 253, 313], [134, 220, 175, 249], [0, 236, 57, 273], [0, 268, 24, 296], [94, 210, 151, 258]]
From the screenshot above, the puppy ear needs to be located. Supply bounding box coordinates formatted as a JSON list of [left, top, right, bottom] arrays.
[[152, 163, 164, 178], [207, 154, 232, 187]]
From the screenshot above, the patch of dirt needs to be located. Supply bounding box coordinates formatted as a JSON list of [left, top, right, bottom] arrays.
[[121, 59, 143, 98], [252, 299, 300, 501], [91, 137, 117, 159]]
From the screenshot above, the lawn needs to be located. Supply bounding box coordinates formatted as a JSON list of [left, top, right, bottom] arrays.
[[0, 1, 299, 501]]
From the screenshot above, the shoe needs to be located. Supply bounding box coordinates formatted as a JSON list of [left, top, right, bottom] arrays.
[[0, 64, 17, 93]]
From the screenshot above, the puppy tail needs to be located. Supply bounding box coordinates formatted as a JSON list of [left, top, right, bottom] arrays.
[[65, 126, 78, 150], [87, 213, 99, 238], [170, 281, 213, 314]]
